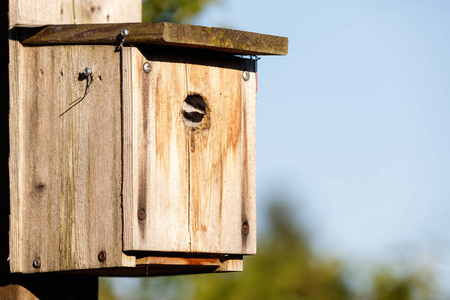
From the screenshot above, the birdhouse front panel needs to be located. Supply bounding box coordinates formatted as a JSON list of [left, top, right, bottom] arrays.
[[122, 47, 257, 255]]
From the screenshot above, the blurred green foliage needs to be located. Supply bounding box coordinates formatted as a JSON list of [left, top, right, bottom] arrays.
[[99, 202, 437, 300], [142, 0, 218, 23]]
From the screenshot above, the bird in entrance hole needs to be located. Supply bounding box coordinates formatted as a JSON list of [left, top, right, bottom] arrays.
[[183, 94, 207, 130]]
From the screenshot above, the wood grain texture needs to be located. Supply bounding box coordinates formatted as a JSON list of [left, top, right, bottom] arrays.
[[8, 27, 23, 275], [122, 47, 257, 256], [186, 56, 257, 255], [214, 258, 244, 272], [136, 255, 243, 272], [9, 0, 141, 26], [9, 45, 130, 273], [20, 22, 288, 56], [122, 47, 191, 252], [136, 256, 220, 267], [8, 0, 141, 277]]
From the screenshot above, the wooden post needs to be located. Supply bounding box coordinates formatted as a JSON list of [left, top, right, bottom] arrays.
[[1, 0, 141, 299]]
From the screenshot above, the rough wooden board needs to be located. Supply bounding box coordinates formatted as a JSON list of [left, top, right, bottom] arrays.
[[20, 22, 288, 56], [136, 255, 243, 272], [9, 45, 130, 273], [8, 25, 23, 276], [136, 256, 220, 267], [214, 258, 244, 272], [122, 47, 191, 252], [186, 56, 257, 255], [9, 0, 141, 26], [240, 59, 258, 255], [72, 0, 142, 24]]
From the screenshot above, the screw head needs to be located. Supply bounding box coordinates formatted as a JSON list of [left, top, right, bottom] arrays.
[[83, 67, 92, 76], [98, 251, 106, 262], [242, 223, 250, 235], [242, 70, 250, 81], [32, 257, 41, 268], [121, 28, 129, 37], [138, 209, 147, 220], [143, 62, 152, 74]]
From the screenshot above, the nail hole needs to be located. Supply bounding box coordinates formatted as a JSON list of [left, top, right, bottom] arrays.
[[98, 251, 106, 262], [36, 182, 46, 190], [138, 209, 146, 221], [242, 222, 249, 235], [183, 94, 207, 130]]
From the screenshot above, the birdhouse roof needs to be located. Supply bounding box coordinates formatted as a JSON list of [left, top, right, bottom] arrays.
[[19, 22, 288, 56]]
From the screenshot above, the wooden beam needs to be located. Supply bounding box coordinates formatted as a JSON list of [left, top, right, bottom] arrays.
[[20, 22, 289, 56]]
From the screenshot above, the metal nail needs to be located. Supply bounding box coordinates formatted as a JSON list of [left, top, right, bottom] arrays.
[[121, 28, 129, 37], [143, 62, 152, 74], [83, 67, 92, 76], [32, 257, 41, 268], [242, 70, 250, 81]]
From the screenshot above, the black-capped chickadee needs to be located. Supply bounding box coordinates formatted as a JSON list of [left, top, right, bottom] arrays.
[[183, 94, 206, 130]]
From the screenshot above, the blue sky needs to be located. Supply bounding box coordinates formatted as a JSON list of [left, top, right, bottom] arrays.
[[193, 0, 450, 294]]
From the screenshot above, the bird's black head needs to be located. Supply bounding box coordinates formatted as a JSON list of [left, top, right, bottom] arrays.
[[185, 94, 207, 112], [182, 94, 207, 130]]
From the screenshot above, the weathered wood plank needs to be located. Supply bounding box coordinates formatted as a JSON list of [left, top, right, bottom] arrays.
[[9, 45, 129, 273], [9, 0, 74, 25], [186, 56, 257, 255], [136, 256, 220, 267], [72, 0, 142, 24], [240, 59, 257, 255], [10, 0, 141, 26], [135, 255, 243, 272], [214, 258, 244, 272], [122, 47, 191, 252], [8, 24, 23, 275], [21, 22, 288, 56]]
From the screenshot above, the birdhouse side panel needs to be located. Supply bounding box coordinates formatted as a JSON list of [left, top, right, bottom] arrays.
[[9, 45, 128, 273]]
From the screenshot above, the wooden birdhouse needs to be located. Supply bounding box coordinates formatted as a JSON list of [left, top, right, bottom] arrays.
[[9, 22, 288, 275]]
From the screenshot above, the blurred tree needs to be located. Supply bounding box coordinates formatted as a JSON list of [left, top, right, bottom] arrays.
[[188, 202, 352, 300], [99, 278, 119, 300], [99, 201, 437, 300], [363, 267, 436, 300], [142, 0, 218, 23], [187, 202, 437, 300]]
